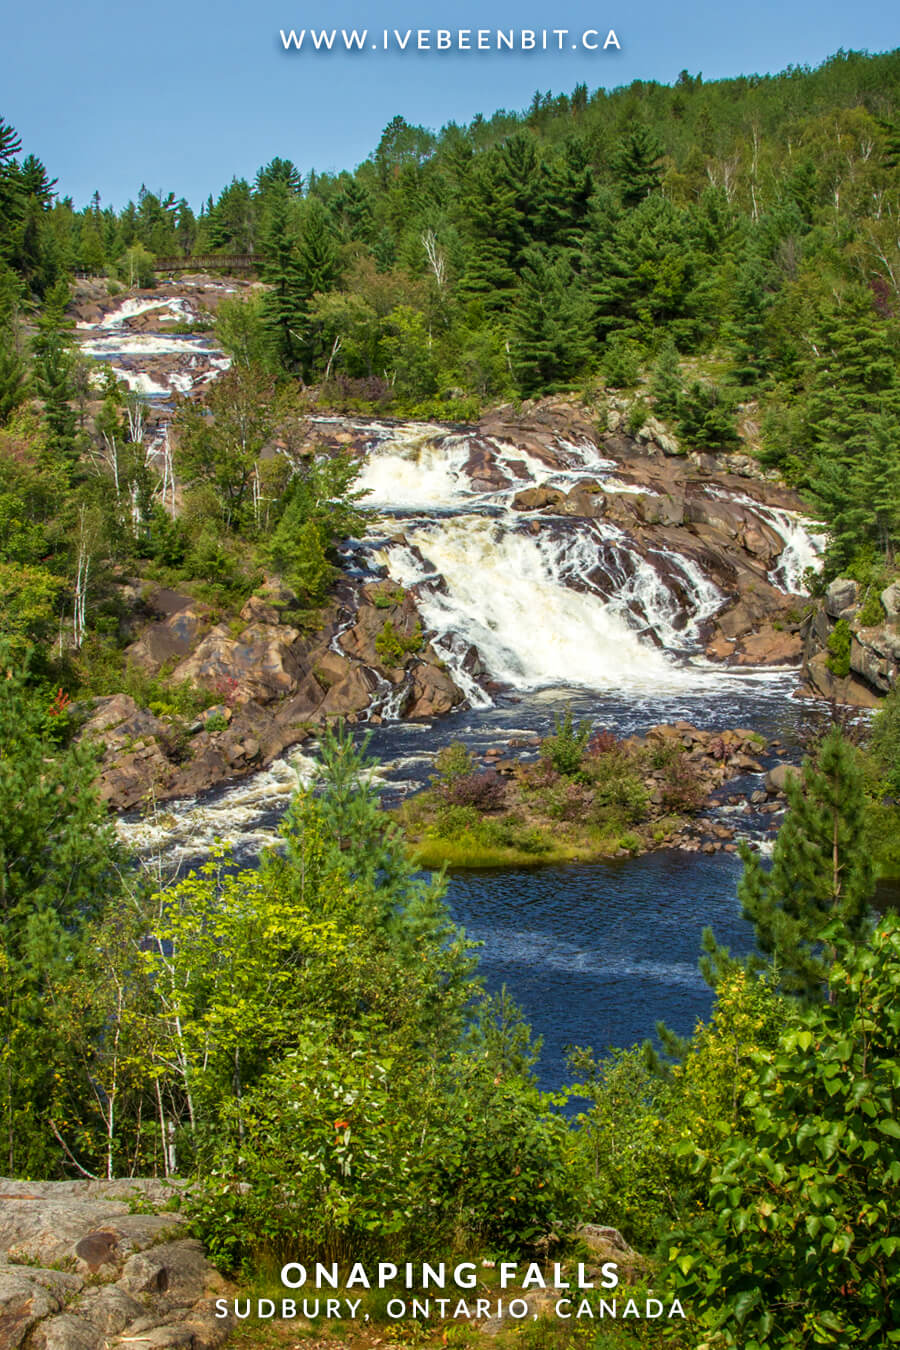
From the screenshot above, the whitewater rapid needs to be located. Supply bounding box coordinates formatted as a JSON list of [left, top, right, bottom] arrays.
[[351, 423, 824, 702]]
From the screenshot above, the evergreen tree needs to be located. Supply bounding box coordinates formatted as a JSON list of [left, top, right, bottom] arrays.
[[0, 658, 121, 1174], [293, 197, 339, 376], [254, 156, 303, 198], [649, 335, 683, 419], [0, 327, 27, 426], [260, 188, 306, 368], [277, 722, 474, 992], [727, 257, 770, 387], [510, 247, 593, 395], [737, 726, 874, 1001], [32, 279, 77, 464], [611, 123, 664, 208]]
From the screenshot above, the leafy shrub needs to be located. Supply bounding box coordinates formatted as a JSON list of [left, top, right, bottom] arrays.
[[626, 396, 649, 436], [541, 705, 591, 776], [856, 586, 886, 627], [431, 741, 475, 788], [664, 922, 900, 1347], [869, 683, 900, 796], [826, 617, 852, 677], [374, 618, 423, 666], [372, 588, 406, 609], [660, 751, 706, 811], [444, 770, 506, 811], [587, 727, 619, 756]]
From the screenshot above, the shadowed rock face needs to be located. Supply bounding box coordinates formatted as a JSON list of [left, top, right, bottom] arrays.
[[0, 1180, 231, 1350]]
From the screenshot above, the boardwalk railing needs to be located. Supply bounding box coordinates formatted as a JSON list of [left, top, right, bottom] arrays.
[[152, 254, 264, 273]]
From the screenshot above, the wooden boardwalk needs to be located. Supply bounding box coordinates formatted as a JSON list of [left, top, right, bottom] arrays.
[[151, 254, 264, 273]]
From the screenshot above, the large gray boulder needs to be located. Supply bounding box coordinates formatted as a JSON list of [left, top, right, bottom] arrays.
[[824, 577, 859, 618]]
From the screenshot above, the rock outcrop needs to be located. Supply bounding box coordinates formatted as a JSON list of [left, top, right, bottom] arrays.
[[0, 1180, 231, 1350], [799, 576, 899, 706], [80, 580, 464, 812]]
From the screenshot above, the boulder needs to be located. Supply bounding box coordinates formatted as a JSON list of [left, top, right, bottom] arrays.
[[511, 486, 565, 512], [28, 1313, 104, 1350], [407, 663, 464, 719], [125, 607, 210, 674], [170, 622, 305, 704], [560, 481, 607, 518], [881, 581, 900, 622], [766, 762, 800, 794], [733, 626, 803, 666], [0, 1182, 230, 1350], [803, 650, 883, 709], [319, 665, 379, 717], [824, 577, 858, 618]]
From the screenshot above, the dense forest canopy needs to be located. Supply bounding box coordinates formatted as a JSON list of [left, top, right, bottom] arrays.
[[3, 48, 900, 584]]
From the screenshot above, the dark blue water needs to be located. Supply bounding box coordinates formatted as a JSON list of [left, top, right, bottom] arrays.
[[444, 850, 751, 1091]]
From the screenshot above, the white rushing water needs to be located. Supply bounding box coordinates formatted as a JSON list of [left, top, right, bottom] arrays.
[[355, 424, 826, 701]]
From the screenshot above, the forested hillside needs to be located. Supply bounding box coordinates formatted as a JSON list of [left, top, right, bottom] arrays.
[[3, 49, 900, 586]]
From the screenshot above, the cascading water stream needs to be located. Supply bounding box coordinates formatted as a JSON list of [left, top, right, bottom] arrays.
[[352, 424, 825, 706]]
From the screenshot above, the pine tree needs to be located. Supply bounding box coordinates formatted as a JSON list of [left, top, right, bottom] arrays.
[[0, 327, 26, 425], [260, 187, 306, 369], [510, 246, 593, 395], [649, 336, 683, 419], [278, 723, 468, 970], [737, 726, 874, 1001], [32, 280, 77, 463], [727, 257, 769, 387], [0, 658, 121, 1174], [293, 198, 339, 377], [611, 124, 664, 208]]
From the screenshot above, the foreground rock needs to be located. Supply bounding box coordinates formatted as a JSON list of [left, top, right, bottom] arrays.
[[0, 1180, 231, 1349]]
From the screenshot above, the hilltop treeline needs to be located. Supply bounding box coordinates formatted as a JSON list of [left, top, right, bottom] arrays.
[[3, 49, 900, 579]]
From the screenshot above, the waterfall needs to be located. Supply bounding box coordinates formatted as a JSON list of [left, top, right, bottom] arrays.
[[377, 517, 697, 692], [354, 424, 826, 709]]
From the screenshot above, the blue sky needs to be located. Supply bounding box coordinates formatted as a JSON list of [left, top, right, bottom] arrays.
[[4, 0, 898, 209]]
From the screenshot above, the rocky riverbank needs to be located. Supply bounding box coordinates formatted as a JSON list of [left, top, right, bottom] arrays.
[[0, 1180, 232, 1350], [798, 576, 900, 708]]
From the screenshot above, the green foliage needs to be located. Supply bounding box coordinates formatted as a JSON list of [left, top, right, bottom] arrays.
[[869, 683, 900, 797], [374, 617, 423, 666], [826, 616, 852, 676], [664, 917, 900, 1348], [649, 337, 683, 420], [431, 740, 476, 787], [856, 586, 886, 627], [0, 657, 121, 1174], [568, 970, 787, 1248], [265, 450, 365, 604], [736, 726, 874, 1001], [676, 380, 738, 451], [541, 704, 592, 776], [117, 244, 155, 289]]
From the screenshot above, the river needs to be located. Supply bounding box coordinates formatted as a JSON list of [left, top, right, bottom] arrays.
[[81, 285, 831, 1086]]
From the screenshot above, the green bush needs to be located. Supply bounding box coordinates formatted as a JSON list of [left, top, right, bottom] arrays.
[[374, 618, 423, 666], [541, 705, 592, 777], [856, 586, 886, 627], [826, 617, 852, 677], [664, 920, 900, 1347], [676, 380, 739, 450]]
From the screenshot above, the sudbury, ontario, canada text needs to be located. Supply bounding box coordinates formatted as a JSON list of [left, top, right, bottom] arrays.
[[279, 28, 621, 52]]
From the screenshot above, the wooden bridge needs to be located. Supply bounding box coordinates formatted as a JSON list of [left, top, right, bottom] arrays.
[[151, 254, 264, 274]]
